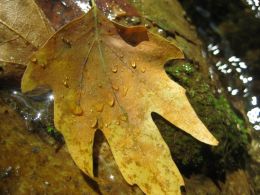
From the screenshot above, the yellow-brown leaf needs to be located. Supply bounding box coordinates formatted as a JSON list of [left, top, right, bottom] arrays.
[[0, 0, 54, 65], [22, 7, 218, 195]]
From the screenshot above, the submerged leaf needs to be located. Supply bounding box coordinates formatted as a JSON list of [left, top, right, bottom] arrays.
[[22, 7, 218, 195], [129, 0, 199, 43], [0, 0, 54, 65]]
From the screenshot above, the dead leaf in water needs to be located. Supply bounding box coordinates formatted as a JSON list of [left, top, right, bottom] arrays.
[[129, 0, 199, 43], [22, 6, 218, 195], [0, 0, 54, 66]]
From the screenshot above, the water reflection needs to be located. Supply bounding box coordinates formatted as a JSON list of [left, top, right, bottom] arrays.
[[34, 112, 42, 121], [48, 94, 54, 101], [246, 0, 260, 18], [109, 174, 115, 180], [4, 90, 57, 134], [207, 43, 260, 131], [75, 0, 91, 13], [251, 96, 257, 105]]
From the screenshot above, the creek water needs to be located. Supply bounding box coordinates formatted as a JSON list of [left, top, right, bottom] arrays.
[[181, 0, 260, 132]]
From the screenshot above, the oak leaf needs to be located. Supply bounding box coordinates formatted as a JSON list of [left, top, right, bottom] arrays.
[[22, 6, 218, 195], [0, 0, 54, 66]]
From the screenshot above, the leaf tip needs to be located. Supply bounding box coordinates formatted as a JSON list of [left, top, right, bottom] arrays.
[[211, 138, 219, 146], [21, 75, 37, 93], [205, 135, 219, 146]]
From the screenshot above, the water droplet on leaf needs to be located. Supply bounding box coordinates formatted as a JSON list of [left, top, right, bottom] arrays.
[[112, 65, 118, 73], [62, 37, 72, 47], [131, 62, 136, 69], [112, 85, 119, 91], [127, 16, 141, 25], [157, 28, 167, 37], [108, 96, 115, 107], [63, 80, 69, 87], [72, 105, 83, 116], [91, 118, 98, 128], [145, 23, 151, 28], [31, 58, 37, 63]]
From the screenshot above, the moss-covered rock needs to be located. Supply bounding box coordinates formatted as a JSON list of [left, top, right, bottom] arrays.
[[154, 60, 250, 179]]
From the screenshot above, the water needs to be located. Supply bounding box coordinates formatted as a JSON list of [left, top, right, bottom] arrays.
[[181, 0, 260, 131]]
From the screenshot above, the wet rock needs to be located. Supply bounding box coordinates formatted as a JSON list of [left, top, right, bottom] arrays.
[[222, 170, 252, 195], [183, 170, 251, 195], [0, 63, 25, 85], [0, 99, 98, 194]]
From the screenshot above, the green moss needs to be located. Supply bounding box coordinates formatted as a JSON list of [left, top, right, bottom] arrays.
[[45, 123, 63, 142], [156, 60, 249, 178], [154, 114, 205, 174], [167, 63, 195, 86], [47, 126, 55, 133]]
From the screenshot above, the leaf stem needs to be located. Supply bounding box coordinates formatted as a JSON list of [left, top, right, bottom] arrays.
[[91, 0, 96, 8]]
